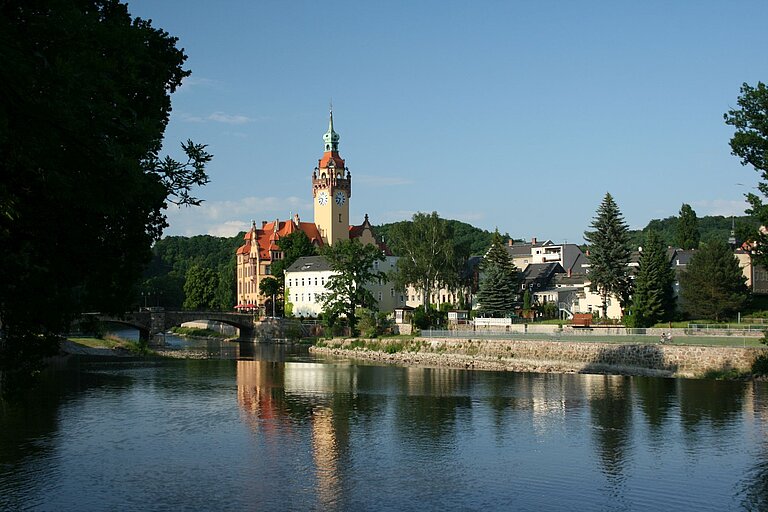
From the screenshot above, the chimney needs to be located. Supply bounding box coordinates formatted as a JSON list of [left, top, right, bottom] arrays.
[[508, 239, 513, 246], [531, 237, 537, 245], [567, 268, 572, 278], [294, 213, 300, 225]]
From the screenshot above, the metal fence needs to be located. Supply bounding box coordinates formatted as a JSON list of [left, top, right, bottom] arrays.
[[420, 328, 765, 347]]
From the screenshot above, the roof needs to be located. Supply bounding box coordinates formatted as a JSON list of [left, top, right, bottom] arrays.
[[318, 152, 346, 171], [285, 255, 332, 273], [237, 218, 325, 261], [521, 262, 565, 282]]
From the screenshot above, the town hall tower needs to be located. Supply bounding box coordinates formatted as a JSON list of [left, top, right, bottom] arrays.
[[312, 110, 350, 245]]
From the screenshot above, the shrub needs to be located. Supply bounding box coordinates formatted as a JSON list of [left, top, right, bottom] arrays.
[[752, 354, 768, 376]]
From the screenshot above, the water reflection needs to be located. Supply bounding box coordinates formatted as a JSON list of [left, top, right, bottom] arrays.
[[2, 353, 768, 510]]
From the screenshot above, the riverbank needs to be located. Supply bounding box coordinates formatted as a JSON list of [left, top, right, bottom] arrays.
[[60, 338, 211, 360], [310, 337, 768, 379]]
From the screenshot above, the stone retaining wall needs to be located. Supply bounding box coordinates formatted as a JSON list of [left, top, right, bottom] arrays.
[[311, 338, 768, 378]]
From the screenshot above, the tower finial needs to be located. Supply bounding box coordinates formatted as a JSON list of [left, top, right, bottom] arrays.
[[323, 105, 340, 152]]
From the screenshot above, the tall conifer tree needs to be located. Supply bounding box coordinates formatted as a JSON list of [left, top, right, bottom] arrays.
[[584, 193, 632, 319], [477, 229, 518, 316], [679, 240, 749, 321], [676, 203, 700, 249], [631, 231, 675, 327]]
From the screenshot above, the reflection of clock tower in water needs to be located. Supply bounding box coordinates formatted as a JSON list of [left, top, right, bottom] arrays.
[[312, 110, 350, 245]]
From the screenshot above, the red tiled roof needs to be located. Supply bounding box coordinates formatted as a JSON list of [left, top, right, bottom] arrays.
[[241, 219, 325, 261], [318, 152, 345, 170]]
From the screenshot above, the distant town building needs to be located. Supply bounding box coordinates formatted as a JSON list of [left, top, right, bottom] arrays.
[[235, 111, 386, 311], [285, 255, 404, 317]]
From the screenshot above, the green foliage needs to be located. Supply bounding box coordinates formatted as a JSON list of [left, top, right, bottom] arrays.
[[751, 353, 768, 375], [630, 214, 759, 249], [523, 289, 532, 311], [271, 231, 318, 288], [631, 231, 676, 327], [676, 204, 701, 250], [679, 240, 750, 322], [584, 193, 632, 318], [377, 218, 508, 256], [183, 265, 218, 310], [143, 234, 241, 309], [477, 263, 517, 317], [0, 1, 210, 390], [170, 326, 227, 338], [388, 212, 470, 312], [725, 81, 768, 266], [318, 239, 386, 334], [477, 229, 519, 317], [356, 308, 392, 338]]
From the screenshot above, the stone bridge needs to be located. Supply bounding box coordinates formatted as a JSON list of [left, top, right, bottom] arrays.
[[94, 310, 261, 342]]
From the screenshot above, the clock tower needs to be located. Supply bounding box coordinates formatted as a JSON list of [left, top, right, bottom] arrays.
[[312, 109, 350, 245]]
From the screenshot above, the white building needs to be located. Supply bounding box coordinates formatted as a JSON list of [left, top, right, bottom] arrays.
[[285, 255, 405, 318]]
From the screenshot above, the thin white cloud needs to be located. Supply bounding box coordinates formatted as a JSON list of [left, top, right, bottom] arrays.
[[180, 112, 253, 124], [208, 112, 251, 124], [355, 174, 413, 187], [177, 76, 220, 92], [164, 196, 310, 237], [692, 198, 749, 217]]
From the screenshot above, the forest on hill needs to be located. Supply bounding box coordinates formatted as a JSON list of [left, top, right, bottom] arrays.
[[141, 213, 759, 311], [628, 214, 759, 249]]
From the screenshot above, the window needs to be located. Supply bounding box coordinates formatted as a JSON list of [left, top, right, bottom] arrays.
[[308, 293, 312, 302], [314, 277, 318, 286], [321, 277, 325, 285], [390, 288, 394, 297], [288, 279, 292, 287], [378, 291, 382, 301], [265, 265, 271, 275], [301, 278, 305, 286], [338, 214, 342, 223]]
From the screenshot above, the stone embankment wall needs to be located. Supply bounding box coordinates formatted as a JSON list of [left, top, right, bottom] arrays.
[[311, 338, 768, 378]]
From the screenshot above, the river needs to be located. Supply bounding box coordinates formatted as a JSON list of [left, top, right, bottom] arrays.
[[1, 337, 767, 511]]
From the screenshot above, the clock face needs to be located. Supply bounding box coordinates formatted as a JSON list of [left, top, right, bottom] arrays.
[[317, 191, 329, 205], [334, 191, 346, 205]]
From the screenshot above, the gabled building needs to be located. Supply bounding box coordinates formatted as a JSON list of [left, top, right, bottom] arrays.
[[235, 111, 384, 311], [285, 255, 404, 317]]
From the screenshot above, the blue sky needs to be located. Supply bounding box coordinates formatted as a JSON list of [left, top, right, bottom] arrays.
[[127, 0, 768, 245]]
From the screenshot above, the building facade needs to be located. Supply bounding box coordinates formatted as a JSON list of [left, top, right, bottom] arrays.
[[235, 111, 383, 311], [285, 255, 405, 317]]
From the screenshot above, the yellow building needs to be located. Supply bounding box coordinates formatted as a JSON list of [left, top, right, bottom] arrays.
[[235, 111, 383, 311]]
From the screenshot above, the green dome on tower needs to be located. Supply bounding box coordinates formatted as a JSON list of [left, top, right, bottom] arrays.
[[323, 109, 340, 152]]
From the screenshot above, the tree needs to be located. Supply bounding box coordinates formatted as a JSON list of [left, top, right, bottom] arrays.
[[477, 264, 517, 317], [630, 231, 676, 327], [183, 265, 218, 310], [0, 1, 210, 388], [584, 193, 632, 319], [259, 277, 281, 317], [476, 229, 518, 316], [678, 240, 749, 321], [389, 212, 469, 312], [725, 81, 768, 265], [676, 204, 700, 250], [318, 240, 385, 334]]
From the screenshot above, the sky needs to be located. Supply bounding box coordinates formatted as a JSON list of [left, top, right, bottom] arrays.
[[127, 0, 768, 245]]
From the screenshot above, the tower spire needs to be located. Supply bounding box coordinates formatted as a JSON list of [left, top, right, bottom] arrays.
[[323, 106, 340, 153]]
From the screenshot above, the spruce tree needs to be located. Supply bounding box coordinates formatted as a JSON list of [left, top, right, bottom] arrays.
[[631, 231, 675, 327], [476, 229, 518, 316], [676, 203, 700, 249], [476, 264, 517, 316], [679, 240, 749, 321], [584, 193, 632, 319]]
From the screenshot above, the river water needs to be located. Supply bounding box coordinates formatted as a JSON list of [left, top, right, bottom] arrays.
[[1, 338, 768, 511]]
